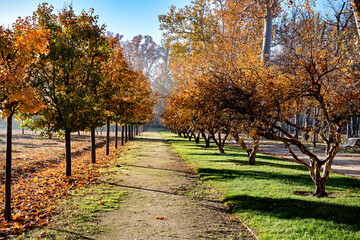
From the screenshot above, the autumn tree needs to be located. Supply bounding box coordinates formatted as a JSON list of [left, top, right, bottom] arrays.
[[160, 0, 262, 156], [160, 0, 360, 196], [152, 43, 173, 126], [119, 70, 156, 130], [0, 16, 49, 220], [122, 35, 161, 79], [22, 4, 109, 176], [102, 35, 132, 153], [214, 1, 360, 196]]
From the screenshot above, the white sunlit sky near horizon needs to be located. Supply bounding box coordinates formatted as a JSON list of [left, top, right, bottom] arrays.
[[0, 0, 190, 44]]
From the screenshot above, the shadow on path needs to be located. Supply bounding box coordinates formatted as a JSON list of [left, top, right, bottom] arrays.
[[104, 181, 224, 205], [123, 164, 198, 176]]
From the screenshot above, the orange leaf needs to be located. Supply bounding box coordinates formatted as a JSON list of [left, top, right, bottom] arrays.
[[285, 112, 292, 119]]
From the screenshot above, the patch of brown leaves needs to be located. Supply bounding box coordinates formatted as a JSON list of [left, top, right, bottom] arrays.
[[0, 133, 121, 239]]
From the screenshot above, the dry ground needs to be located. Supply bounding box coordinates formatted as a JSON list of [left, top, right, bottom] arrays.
[[0, 130, 107, 171], [89, 130, 256, 240]]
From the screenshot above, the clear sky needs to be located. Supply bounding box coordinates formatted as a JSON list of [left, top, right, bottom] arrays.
[[0, 0, 190, 44]]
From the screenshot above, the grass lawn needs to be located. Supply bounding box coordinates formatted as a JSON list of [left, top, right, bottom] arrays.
[[162, 131, 360, 240]]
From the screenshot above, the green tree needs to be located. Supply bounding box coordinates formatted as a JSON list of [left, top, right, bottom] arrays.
[[24, 4, 109, 176]]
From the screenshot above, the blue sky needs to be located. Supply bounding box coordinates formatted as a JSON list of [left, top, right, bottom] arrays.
[[0, 0, 189, 44]]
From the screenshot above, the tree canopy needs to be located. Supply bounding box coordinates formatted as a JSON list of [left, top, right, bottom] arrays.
[[160, 0, 360, 196]]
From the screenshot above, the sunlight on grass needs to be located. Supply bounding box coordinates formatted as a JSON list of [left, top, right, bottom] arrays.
[[162, 131, 360, 240]]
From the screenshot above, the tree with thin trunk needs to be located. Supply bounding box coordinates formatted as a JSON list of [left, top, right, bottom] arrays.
[[0, 16, 49, 221], [121, 125, 125, 145], [22, 4, 109, 176]]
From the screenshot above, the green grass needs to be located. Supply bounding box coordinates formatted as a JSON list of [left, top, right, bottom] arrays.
[[162, 131, 360, 240], [23, 166, 128, 240]]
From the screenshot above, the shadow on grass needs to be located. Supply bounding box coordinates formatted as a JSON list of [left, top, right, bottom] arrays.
[[197, 167, 313, 186], [223, 194, 360, 230], [213, 157, 309, 172], [196, 167, 360, 190]]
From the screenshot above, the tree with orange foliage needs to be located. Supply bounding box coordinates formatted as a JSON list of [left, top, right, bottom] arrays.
[[160, 0, 261, 155], [160, 0, 360, 196], [0, 16, 49, 221]]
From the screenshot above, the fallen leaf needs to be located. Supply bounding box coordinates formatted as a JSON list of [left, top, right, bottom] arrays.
[[37, 231, 46, 239]]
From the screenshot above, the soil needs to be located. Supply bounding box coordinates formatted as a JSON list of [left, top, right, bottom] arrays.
[[89, 130, 257, 240], [0, 130, 107, 170]]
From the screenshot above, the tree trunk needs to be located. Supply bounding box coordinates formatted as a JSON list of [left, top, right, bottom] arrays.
[[195, 132, 200, 143], [218, 145, 225, 153], [125, 125, 128, 142], [128, 125, 131, 140], [106, 118, 110, 155], [351, 0, 360, 39], [65, 129, 71, 177], [249, 138, 260, 165], [201, 131, 210, 148], [115, 123, 118, 149], [310, 162, 329, 197], [261, 4, 273, 63], [210, 129, 225, 154], [295, 109, 299, 139], [5, 114, 13, 221], [91, 127, 96, 163], [314, 179, 327, 197], [206, 139, 210, 147], [304, 109, 311, 141], [232, 130, 260, 165], [131, 125, 134, 139], [121, 125, 125, 145], [129, 125, 131, 140]]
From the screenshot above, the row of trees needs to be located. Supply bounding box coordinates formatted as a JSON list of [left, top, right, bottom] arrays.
[[160, 0, 360, 197], [1, 3, 155, 221]]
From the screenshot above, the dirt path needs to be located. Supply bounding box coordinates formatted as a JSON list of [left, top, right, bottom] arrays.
[[89, 130, 256, 240]]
